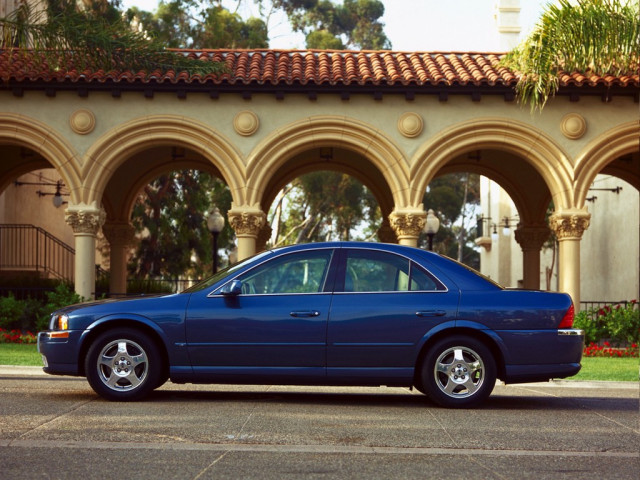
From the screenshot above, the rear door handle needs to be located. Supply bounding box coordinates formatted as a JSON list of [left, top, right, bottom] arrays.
[[416, 310, 446, 317], [290, 310, 321, 318]]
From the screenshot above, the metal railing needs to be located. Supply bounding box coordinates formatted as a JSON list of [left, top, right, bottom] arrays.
[[579, 300, 636, 319], [0, 224, 74, 282]]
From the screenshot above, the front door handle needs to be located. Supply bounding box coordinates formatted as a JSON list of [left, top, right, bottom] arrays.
[[416, 310, 446, 317], [290, 310, 321, 318]]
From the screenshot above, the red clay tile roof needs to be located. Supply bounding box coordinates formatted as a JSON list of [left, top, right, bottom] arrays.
[[1, 49, 638, 90]]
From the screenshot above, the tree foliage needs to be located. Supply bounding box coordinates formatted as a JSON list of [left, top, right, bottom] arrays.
[[0, 0, 223, 74], [127, 1, 269, 49], [502, 0, 639, 111], [130, 171, 233, 279], [270, 171, 381, 246], [271, 0, 390, 49], [422, 173, 480, 268]]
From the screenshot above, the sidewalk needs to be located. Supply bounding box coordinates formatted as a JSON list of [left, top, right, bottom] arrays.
[[1, 365, 638, 389]]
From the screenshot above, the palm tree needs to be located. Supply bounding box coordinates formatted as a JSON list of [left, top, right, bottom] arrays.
[[502, 0, 639, 111]]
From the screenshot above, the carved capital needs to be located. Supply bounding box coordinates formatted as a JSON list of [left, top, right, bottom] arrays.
[[65, 203, 106, 235], [388, 210, 426, 240], [102, 222, 136, 247], [514, 225, 551, 251], [228, 209, 266, 237], [549, 209, 591, 240]]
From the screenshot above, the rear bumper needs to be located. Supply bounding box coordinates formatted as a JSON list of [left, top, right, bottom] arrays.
[[499, 328, 584, 383]]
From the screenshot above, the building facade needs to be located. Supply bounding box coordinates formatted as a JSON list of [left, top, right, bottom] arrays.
[[0, 48, 638, 306]]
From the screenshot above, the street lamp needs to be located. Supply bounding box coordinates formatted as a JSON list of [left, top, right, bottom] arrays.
[[424, 209, 440, 251], [207, 207, 225, 274]]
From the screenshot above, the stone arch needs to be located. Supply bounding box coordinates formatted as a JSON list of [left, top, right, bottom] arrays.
[[83, 115, 246, 207], [244, 115, 410, 209], [574, 121, 640, 206], [0, 113, 82, 202], [410, 118, 574, 210]]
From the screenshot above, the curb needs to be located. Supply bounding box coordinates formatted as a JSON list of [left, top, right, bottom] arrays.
[[1, 365, 638, 389]]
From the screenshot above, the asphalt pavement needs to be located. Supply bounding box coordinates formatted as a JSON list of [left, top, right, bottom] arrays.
[[1, 365, 638, 479]]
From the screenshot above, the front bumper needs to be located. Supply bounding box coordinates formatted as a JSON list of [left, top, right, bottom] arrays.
[[37, 330, 83, 376]]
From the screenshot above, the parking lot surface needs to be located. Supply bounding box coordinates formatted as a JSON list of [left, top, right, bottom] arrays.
[[1, 367, 638, 479]]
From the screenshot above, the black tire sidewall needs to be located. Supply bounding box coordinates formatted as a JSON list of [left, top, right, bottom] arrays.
[[85, 328, 162, 401], [422, 335, 496, 408]]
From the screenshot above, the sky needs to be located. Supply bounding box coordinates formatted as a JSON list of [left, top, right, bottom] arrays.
[[120, 0, 551, 52]]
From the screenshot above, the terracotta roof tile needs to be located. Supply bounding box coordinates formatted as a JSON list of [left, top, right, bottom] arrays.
[[1, 49, 638, 90]]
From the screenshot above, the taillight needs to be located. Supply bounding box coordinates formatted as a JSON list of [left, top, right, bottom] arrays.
[[558, 303, 575, 329]]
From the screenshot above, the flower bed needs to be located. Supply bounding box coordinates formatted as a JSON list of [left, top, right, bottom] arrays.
[[583, 342, 638, 358], [0, 329, 37, 344]]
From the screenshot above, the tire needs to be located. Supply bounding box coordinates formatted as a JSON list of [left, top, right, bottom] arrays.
[[421, 335, 496, 408], [85, 328, 162, 401]]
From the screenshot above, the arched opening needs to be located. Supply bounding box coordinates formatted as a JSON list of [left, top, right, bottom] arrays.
[[99, 145, 234, 296], [258, 146, 395, 247]]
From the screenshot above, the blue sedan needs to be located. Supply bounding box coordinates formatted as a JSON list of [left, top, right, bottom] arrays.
[[38, 242, 584, 407]]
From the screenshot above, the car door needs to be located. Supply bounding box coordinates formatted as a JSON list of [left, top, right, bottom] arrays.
[[185, 248, 336, 380], [327, 247, 458, 381]]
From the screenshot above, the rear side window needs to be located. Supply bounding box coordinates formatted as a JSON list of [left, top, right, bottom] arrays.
[[342, 249, 444, 292]]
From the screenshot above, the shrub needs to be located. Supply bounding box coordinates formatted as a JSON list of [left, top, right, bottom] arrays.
[[575, 300, 639, 346], [0, 294, 25, 330]]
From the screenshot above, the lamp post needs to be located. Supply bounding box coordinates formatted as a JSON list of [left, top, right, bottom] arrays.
[[424, 209, 440, 251], [207, 207, 225, 274]]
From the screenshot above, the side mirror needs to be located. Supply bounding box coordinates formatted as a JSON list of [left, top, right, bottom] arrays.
[[220, 279, 243, 296]]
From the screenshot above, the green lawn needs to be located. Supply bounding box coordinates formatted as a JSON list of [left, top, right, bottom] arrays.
[[1, 343, 638, 382]]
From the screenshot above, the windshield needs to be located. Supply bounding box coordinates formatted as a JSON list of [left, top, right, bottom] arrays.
[[181, 250, 273, 293]]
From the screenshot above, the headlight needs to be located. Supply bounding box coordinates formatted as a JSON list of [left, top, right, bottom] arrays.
[[52, 314, 69, 330]]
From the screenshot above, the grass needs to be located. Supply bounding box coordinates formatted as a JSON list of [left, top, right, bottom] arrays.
[[1, 344, 638, 382], [0, 343, 42, 366]]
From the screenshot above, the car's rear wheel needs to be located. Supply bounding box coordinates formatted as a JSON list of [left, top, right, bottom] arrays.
[[85, 328, 162, 401], [421, 335, 496, 408]]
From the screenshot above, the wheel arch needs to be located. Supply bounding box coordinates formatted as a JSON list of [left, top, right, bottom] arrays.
[[78, 318, 170, 378], [413, 326, 507, 387]]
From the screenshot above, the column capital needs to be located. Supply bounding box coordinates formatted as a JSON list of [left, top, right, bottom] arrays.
[[514, 224, 551, 251], [102, 222, 136, 247], [228, 207, 266, 237], [388, 209, 425, 243], [549, 208, 591, 241], [65, 202, 106, 235]]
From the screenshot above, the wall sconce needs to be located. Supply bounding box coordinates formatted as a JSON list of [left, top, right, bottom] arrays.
[[15, 179, 69, 208]]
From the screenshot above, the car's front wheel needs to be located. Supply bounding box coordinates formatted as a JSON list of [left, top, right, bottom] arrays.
[[85, 328, 162, 401], [421, 335, 496, 408]]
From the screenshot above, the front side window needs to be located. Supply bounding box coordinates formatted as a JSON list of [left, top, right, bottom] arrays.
[[343, 249, 443, 292], [238, 250, 333, 294]]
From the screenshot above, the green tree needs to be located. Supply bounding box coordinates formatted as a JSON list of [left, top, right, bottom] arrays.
[[130, 171, 233, 279], [422, 173, 480, 268], [270, 171, 380, 246], [275, 0, 390, 49], [127, 1, 269, 49], [0, 0, 222, 74], [502, 0, 639, 110]]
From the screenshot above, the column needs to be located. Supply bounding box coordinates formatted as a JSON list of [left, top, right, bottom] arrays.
[[388, 209, 426, 247], [514, 224, 550, 290], [102, 222, 136, 297], [65, 202, 106, 300], [549, 208, 590, 309], [228, 207, 266, 260], [376, 218, 397, 243]]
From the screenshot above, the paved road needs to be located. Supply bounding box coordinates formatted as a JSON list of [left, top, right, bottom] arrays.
[[1, 367, 638, 479]]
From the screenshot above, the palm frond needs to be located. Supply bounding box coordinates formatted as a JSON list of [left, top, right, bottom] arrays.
[[502, 0, 639, 111]]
